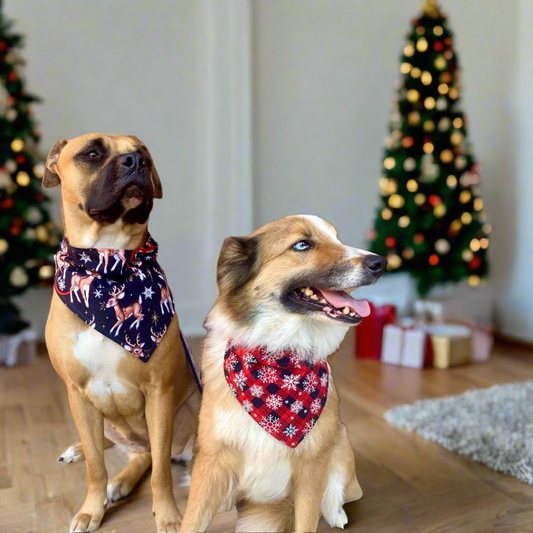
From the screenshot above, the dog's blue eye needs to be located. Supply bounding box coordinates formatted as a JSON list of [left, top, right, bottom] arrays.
[[292, 241, 311, 251]]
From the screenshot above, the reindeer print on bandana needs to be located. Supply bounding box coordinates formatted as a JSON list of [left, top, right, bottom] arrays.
[[54, 236, 198, 375], [224, 342, 329, 447]]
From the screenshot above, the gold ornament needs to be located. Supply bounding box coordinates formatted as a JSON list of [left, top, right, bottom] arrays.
[[402, 247, 415, 260], [33, 163, 45, 178], [380, 178, 397, 196], [440, 149, 454, 163], [423, 120, 435, 132], [36, 225, 49, 242], [462, 249, 474, 262], [0, 239, 8, 254], [450, 219, 462, 231], [416, 38, 428, 52], [411, 67, 421, 79], [387, 254, 402, 270], [450, 132, 463, 146], [424, 0, 439, 18], [384, 157, 395, 170], [449, 87, 459, 99], [468, 275, 480, 287], [425, 97, 436, 110], [474, 198, 483, 211], [461, 212, 473, 225], [453, 117, 463, 128], [440, 72, 452, 84], [423, 142, 434, 154], [392, 129, 402, 139], [39, 265, 55, 279], [434, 56, 447, 70], [421, 71, 432, 85], [459, 190, 472, 203], [455, 155, 467, 170], [434, 204, 446, 218], [10, 266, 28, 287], [416, 26, 425, 36], [11, 138, 24, 152], [436, 97, 448, 111], [398, 215, 410, 228], [447, 175, 457, 188], [406, 179, 418, 192], [438, 117, 451, 131], [382, 208, 393, 220], [480, 238, 489, 249], [415, 193, 426, 205], [400, 62, 412, 74], [433, 25, 444, 36], [483, 223, 492, 234], [444, 50, 453, 60], [438, 83, 449, 95], [388, 194, 405, 209], [408, 111, 420, 125], [407, 89, 420, 103], [16, 171, 30, 186], [404, 43, 415, 57], [435, 239, 451, 254]]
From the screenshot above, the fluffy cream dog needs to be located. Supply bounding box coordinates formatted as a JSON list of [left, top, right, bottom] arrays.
[[181, 215, 386, 532]]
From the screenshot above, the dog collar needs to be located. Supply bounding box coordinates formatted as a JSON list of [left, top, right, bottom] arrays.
[[224, 341, 328, 447], [53, 235, 201, 389]]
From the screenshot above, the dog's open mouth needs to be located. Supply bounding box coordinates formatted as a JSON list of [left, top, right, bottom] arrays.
[[288, 287, 371, 324]]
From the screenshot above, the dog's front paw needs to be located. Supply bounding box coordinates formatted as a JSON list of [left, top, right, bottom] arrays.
[[69, 507, 105, 532], [323, 507, 348, 530], [59, 442, 85, 464], [154, 501, 182, 533], [107, 478, 132, 503]]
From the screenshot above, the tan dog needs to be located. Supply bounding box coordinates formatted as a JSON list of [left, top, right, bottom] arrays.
[[181, 215, 386, 532], [43, 134, 200, 533]]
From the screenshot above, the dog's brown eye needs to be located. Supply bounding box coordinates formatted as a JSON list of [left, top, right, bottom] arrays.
[[292, 240, 312, 251], [86, 150, 98, 158]]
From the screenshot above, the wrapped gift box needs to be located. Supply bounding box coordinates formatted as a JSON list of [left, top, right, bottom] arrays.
[[429, 324, 471, 369], [355, 303, 396, 360], [381, 322, 433, 368]]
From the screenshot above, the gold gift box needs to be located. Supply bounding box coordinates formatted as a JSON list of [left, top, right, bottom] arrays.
[[429, 325, 472, 369]]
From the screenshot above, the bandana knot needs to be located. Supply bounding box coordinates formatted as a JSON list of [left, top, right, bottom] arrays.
[[224, 341, 328, 447]]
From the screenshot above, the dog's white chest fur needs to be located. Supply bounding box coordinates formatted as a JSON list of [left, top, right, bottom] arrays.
[[73, 327, 128, 398]]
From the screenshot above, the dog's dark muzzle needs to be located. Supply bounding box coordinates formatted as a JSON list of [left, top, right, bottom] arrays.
[[84, 153, 155, 225]]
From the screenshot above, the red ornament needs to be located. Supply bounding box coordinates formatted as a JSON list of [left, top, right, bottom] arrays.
[[7, 72, 16, 82], [0, 41, 7, 51], [414, 233, 425, 245], [433, 41, 444, 52], [401, 136, 414, 148], [36, 193, 45, 201], [429, 254, 440, 266], [10, 224, 22, 236], [1, 198, 13, 209], [385, 237, 397, 248], [468, 256, 482, 270], [16, 154, 25, 164], [6, 96, 15, 105], [428, 195, 441, 206]]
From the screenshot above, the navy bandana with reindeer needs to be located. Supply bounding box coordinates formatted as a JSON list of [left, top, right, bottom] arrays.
[[54, 235, 201, 387]]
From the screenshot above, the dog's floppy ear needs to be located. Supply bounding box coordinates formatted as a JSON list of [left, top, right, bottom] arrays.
[[43, 139, 69, 188], [129, 136, 162, 199], [217, 236, 258, 293]]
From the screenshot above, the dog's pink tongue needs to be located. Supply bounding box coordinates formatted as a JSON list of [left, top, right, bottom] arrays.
[[319, 289, 371, 317]]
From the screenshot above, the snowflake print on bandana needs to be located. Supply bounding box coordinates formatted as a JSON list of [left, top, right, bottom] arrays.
[[258, 367, 278, 383], [265, 394, 283, 410], [223, 341, 328, 447], [302, 373, 318, 394]]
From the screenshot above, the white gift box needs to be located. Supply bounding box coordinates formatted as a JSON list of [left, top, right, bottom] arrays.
[[381, 324, 403, 365], [401, 329, 429, 368]]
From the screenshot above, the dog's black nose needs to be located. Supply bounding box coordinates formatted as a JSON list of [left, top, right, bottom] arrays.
[[363, 254, 387, 277], [120, 152, 147, 171]]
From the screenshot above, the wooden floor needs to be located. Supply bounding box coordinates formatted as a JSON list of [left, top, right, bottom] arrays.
[[3, 333, 533, 533]]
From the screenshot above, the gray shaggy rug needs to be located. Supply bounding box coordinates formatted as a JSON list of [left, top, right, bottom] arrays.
[[384, 381, 533, 484]]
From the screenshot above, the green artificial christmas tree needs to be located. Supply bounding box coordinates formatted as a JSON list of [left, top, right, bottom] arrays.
[[369, 0, 490, 296], [0, 9, 61, 333]]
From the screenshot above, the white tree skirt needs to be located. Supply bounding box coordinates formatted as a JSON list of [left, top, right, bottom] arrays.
[[384, 381, 533, 484]]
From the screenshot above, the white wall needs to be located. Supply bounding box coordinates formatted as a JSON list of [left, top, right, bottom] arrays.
[[8, 0, 252, 337], [252, 0, 528, 340]]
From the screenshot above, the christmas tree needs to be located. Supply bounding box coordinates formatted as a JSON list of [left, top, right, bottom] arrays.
[[368, 0, 490, 296], [0, 10, 61, 333]]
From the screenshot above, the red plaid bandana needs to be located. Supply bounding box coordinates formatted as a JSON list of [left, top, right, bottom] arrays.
[[224, 341, 329, 447]]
